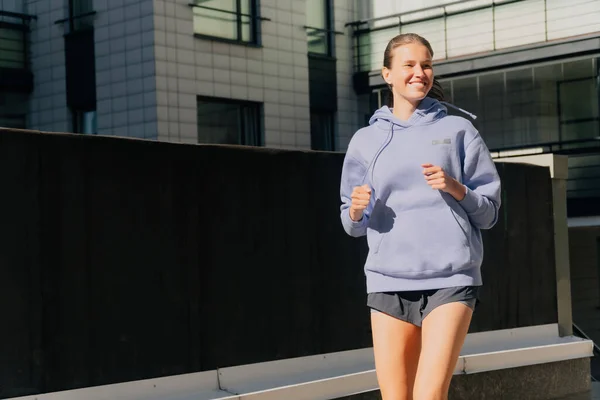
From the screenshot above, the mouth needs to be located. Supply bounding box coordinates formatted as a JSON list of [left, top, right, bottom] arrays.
[[409, 81, 427, 88]]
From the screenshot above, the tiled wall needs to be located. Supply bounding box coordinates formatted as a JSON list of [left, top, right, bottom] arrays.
[[24, 0, 363, 149], [27, 0, 70, 132], [94, 0, 158, 139], [334, 0, 364, 151], [153, 0, 314, 148]]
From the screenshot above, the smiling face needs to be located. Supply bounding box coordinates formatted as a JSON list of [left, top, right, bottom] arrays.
[[382, 42, 434, 108]]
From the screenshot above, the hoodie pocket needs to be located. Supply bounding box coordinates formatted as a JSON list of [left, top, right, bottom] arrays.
[[367, 205, 473, 278]]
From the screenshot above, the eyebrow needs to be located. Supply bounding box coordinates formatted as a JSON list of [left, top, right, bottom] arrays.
[[402, 59, 433, 63]]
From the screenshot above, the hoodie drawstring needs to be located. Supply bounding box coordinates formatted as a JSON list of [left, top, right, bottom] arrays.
[[441, 101, 478, 120], [361, 125, 394, 199]]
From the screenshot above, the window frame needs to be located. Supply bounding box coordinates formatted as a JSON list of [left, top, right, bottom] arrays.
[[197, 96, 264, 146], [305, 0, 335, 57], [310, 109, 336, 151], [72, 108, 97, 134], [190, 0, 266, 47]]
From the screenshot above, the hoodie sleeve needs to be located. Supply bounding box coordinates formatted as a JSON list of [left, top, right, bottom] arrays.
[[340, 152, 370, 237], [458, 133, 502, 230]]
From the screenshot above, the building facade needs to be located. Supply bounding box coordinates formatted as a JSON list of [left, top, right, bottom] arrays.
[[0, 0, 365, 151]]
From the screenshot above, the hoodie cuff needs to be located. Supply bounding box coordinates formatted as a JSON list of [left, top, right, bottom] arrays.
[[458, 186, 481, 214], [342, 208, 367, 230]]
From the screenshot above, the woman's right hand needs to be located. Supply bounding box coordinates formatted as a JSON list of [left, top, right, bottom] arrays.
[[350, 184, 372, 221]]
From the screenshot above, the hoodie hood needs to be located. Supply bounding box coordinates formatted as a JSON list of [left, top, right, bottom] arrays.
[[368, 97, 478, 129], [368, 97, 447, 129]]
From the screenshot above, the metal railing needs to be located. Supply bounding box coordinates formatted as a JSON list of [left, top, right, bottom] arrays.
[[188, 2, 270, 45], [489, 137, 600, 199], [347, 0, 600, 73]]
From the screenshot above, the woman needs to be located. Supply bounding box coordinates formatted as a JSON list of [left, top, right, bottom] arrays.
[[339, 33, 501, 400]]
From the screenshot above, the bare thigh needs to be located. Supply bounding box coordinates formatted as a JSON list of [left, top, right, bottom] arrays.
[[371, 311, 422, 400], [413, 302, 473, 400]]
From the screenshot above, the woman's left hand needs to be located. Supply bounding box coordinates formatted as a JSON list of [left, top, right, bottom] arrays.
[[421, 163, 466, 201]]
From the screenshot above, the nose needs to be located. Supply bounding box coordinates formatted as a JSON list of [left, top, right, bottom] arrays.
[[413, 64, 424, 77]]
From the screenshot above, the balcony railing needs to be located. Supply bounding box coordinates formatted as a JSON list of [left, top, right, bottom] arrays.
[[0, 10, 35, 70], [347, 0, 600, 73]]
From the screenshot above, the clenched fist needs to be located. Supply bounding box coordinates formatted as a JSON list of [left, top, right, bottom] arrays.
[[350, 184, 372, 221], [422, 163, 467, 201]]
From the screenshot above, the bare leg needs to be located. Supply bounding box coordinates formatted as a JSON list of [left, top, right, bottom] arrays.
[[413, 302, 473, 400], [371, 311, 422, 400]]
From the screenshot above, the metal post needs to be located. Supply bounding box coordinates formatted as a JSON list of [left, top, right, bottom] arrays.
[[444, 11, 448, 59], [495, 154, 573, 337], [544, 0, 548, 41], [492, 1, 496, 51]]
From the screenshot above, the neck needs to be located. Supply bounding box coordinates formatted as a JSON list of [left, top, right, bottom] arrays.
[[392, 95, 420, 121]]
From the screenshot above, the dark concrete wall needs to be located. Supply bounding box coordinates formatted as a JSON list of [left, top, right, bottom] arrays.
[[570, 226, 600, 342], [0, 128, 557, 397]]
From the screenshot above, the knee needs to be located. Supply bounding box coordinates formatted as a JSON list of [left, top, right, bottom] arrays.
[[412, 384, 448, 400]]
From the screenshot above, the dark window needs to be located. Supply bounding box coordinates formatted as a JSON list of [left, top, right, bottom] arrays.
[[192, 0, 260, 45], [0, 24, 25, 69], [306, 0, 334, 56], [197, 96, 263, 146], [0, 92, 27, 129], [310, 109, 335, 151], [72, 109, 97, 134], [69, 0, 95, 32]]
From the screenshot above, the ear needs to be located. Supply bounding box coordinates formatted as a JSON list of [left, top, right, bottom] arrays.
[[382, 67, 393, 86]]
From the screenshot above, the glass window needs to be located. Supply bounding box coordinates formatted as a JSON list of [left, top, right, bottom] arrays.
[[70, 0, 95, 32], [440, 56, 600, 151], [0, 26, 25, 69], [73, 109, 97, 134], [197, 96, 263, 146], [310, 110, 335, 151], [306, 0, 333, 56], [192, 0, 258, 44]]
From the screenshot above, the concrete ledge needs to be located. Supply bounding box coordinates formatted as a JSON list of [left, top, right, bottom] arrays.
[[336, 358, 591, 400], [9, 324, 593, 400]]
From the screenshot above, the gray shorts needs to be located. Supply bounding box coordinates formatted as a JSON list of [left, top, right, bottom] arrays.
[[367, 286, 480, 327]]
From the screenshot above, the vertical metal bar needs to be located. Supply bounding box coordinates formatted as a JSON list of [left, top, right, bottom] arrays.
[[544, 0, 548, 41], [492, 1, 496, 51], [327, 0, 333, 57], [443, 11, 448, 59], [68, 0, 75, 32], [236, 0, 242, 41], [252, 0, 258, 44], [354, 28, 359, 72], [557, 81, 563, 150]]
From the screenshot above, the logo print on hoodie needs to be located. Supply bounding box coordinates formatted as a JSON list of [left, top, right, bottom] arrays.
[[432, 138, 451, 145]]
